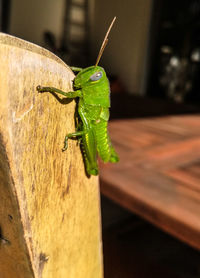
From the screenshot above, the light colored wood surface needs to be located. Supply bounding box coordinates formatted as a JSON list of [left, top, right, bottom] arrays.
[[100, 117, 200, 250], [0, 33, 103, 278]]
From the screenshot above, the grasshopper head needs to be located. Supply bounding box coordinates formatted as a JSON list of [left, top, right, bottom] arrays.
[[73, 65, 110, 107], [73, 66, 107, 89]]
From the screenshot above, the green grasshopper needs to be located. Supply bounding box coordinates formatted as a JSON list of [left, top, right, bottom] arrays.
[[37, 17, 119, 176]]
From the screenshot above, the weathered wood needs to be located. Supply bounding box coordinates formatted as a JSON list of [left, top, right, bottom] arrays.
[[100, 117, 200, 250], [0, 33, 103, 278]]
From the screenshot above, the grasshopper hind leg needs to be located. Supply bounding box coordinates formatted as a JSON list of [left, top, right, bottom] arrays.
[[84, 155, 99, 176], [80, 141, 99, 176], [63, 128, 99, 176]]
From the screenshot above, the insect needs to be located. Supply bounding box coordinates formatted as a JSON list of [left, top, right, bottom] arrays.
[[37, 17, 119, 176]]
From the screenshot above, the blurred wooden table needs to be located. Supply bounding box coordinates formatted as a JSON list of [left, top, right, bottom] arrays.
[[100, 116, 200, 250]]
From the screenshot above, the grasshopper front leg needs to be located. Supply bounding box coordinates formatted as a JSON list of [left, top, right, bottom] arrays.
[[37, 86, 82, 98]]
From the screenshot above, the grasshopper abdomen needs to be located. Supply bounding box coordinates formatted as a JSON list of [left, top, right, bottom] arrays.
[[94, 120, 119, 163]]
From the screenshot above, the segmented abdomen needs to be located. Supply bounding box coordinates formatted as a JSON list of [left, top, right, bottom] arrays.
[[94, 120, 119, 163]]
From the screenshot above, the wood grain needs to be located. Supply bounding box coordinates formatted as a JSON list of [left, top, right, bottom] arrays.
[[100, 117, 200, 250], [0, 33, 103, 278]]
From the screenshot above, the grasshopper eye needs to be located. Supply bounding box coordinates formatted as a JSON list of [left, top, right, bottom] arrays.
[[90, 71, 103, 81]]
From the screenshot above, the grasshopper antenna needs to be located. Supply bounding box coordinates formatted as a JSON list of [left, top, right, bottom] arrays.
[[95, 16, 116, 66]]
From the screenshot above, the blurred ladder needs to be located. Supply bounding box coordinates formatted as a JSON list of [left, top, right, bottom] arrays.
[[61, 0, 90, 66]]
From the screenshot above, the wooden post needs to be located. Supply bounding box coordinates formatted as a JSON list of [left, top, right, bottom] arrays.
[[0, 33, 103, 278]]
